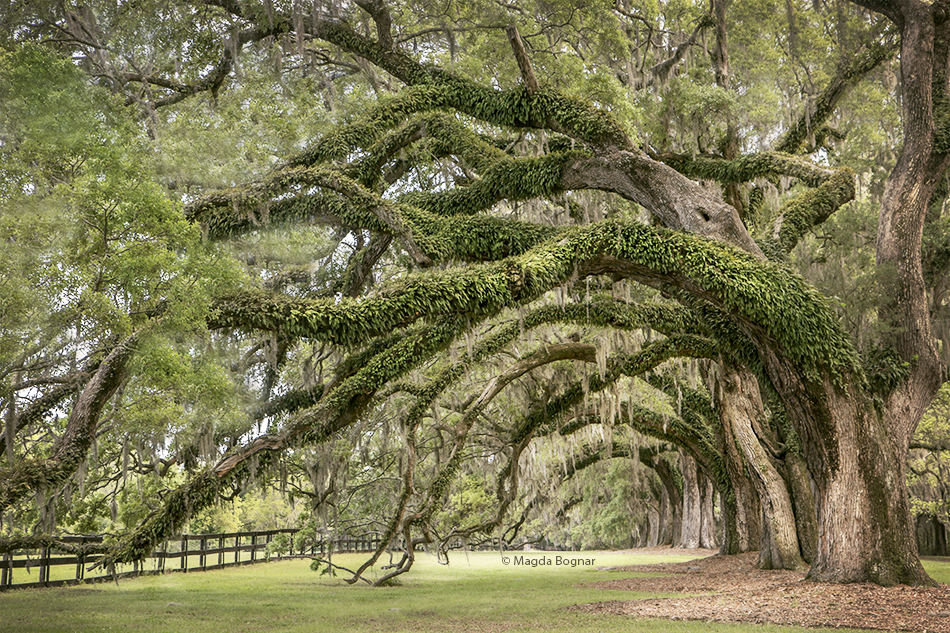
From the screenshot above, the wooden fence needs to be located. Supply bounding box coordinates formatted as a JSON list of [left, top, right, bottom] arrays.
[[0, 530, 383, 591]]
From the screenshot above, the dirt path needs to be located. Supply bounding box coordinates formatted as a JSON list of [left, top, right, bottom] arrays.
[[572, 550, 950, 632]]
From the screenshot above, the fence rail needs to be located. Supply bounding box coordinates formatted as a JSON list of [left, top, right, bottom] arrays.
[[0, 530, 383, 591]]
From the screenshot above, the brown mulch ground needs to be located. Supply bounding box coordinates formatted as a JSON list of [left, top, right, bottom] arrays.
[[570, 549, 950, 632]]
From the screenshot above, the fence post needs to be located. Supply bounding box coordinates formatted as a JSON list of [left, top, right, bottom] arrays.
[[250, 535, 257, 562], [75, 537, 85, 582], [1, 552, 10, 587], [218, 536, 225, 567], [234, 535, 241, 564], [39, 545, 50, 586], [199, 536, 207, 571], [181, 536, 188, 572]]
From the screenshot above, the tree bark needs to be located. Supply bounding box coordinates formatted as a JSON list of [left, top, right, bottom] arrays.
[[677, 451, 702, 548], [643, 503, 661, 547], [677, 452, 717, 548], [653, 456, 683, 546], [698, 468, 718, 550], [719, 365, 802, 570], [715, 383, 762, 555], [784, 450, 818, 564], [767, 360, 933, 584]]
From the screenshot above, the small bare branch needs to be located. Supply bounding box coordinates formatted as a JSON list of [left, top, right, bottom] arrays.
[[505, 25, 541, 94]]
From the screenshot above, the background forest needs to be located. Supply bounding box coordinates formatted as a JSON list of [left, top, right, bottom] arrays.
[[1, 0, 950, 586]]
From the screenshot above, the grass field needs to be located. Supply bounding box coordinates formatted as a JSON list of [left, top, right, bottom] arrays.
[[1, 549, 947, 633]]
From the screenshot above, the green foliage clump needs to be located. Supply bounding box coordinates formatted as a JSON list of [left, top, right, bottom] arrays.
[[863, 347, 911, 397], [434, 474, 495, 533]]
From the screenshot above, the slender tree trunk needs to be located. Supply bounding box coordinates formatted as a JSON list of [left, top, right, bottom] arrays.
[[677, 451, 702, 548], [644, 503, 660, 547], [676, 452, 718, 548], [720, 365, 802, 570], [653, 457, 682, 546], [715, 383, 762, 555], [698, 469, 718, 549], [658, 485, 674, 546], [784, 450, 818, 563]]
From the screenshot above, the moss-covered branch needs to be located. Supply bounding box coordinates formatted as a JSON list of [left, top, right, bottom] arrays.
[[256, 296, 696, 435], [188, 166, 432, 265], [11, 371, 91, 438], [354, 113, 508, 189], [210, 218, 858, 385], [0, 334, 138, 514], [97, 319, 468, 566], [655, 151, 836, 188], [398, 151, 582, 217], [765, 167, 856, 256], [308, 20, 632, 150]]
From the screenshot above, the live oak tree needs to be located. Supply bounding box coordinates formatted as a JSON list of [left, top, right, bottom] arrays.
[[1, 0, 949, 587]]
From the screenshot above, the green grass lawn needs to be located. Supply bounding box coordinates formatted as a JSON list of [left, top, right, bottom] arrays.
[[1, 550, 947, 633]]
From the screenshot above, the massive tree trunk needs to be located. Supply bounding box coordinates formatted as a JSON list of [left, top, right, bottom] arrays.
[[786, 0, 950, 585], [769, 361, 932, 584]]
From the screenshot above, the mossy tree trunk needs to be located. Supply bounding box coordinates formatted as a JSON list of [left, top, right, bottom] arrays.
[[714, 378, 762, 556], [784, 451, 818, 564]]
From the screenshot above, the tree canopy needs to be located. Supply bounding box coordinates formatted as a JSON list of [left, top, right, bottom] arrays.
[[1, 0, 949, 588]]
